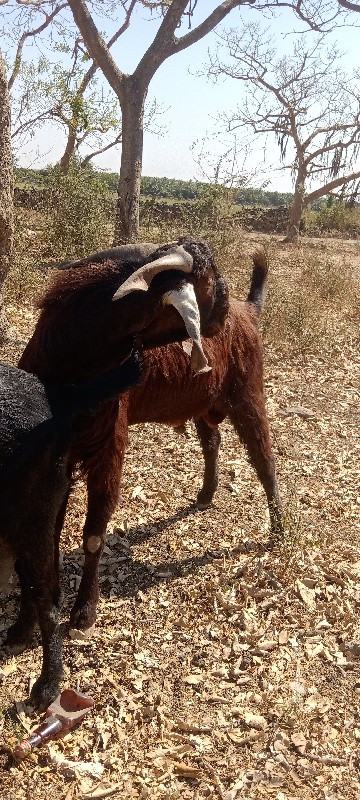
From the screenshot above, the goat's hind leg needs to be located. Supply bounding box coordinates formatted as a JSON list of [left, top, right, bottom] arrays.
[[195, 418, 221, 508], [228, 389, 283, 541], [5, 560, 38, 649], [69, 449, 124, 633], [6, 487, 71, 651]]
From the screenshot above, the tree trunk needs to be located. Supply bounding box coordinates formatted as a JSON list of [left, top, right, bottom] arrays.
[[113, 78, 146, 245], [0, 49, 13, 343], [284, 173, 306, 243], [59, 123, 78, 175]]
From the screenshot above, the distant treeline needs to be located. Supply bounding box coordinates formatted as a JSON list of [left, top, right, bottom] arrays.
[[14, 166, 330, 209]]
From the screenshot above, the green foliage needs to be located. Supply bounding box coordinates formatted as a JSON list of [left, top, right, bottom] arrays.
[[44, 164, 110, 260], [234, 188, 293, 207], [141, 176, 206, 200], [141, 177, 294, 207], [185, 183, 236, 230], [14, 167, 49, 189], [13, 168, 295, 208], [309, 197, 328, 211], [317, 201, 360, 232], [304, 200, 360, 234], [11, 54, 120, 164]]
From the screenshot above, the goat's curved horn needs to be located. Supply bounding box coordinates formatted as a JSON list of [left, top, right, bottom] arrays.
[[164, 284, 212, 375], [112, 247, 193, 301]]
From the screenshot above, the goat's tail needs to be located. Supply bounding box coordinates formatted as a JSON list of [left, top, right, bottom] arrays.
[[48, 351, 142, 419], [247, 250, 269, 315]]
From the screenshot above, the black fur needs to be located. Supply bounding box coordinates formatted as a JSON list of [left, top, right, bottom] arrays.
[[0, 355, 141, 710], [247, 250, 269, 315]]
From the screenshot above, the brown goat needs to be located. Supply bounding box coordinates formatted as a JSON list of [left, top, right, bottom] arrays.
[[18, 238, 229, 634], [19, 239, 282, 635]]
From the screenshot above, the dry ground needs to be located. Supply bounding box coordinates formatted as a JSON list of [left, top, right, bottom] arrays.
[[0, 228, 359, 800]]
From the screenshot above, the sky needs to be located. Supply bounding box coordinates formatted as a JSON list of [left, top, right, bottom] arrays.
[[2, 0, 360, 191]]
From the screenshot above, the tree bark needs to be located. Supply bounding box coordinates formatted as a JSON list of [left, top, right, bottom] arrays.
[[283, 171, 306, 243], [284, 166, 360, 244], [114, 78, 146, 244], [59, 123, 78, 175], [306, 169, 360, 203], [0, 49, 13, 343]]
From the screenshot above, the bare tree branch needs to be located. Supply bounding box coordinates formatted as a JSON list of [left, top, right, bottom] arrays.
[[338, 0, 360, 10], [210, 25, 360, 241], [66, 0, 126, 101], [151, 0, 251, 60], [80, 132, 123, 166], [8, 2, 67, 90], [76, 0, 137, 96], [11, 108, 56, 139], [306, 168, 360, 201]]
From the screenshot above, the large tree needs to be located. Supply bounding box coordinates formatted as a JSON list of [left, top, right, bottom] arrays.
[[0, 48, 13, 343], [65, 0, 360, 243], [209, 27, 360, 242], [66, 0, 262, 243]]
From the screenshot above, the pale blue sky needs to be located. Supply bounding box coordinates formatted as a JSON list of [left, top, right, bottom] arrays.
[[3, 0, 360, 190]]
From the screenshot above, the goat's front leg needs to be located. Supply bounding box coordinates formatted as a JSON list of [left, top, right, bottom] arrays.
[[69, 447, 125, 633], [8, 553, 63, 711], [30, 578, 63, 711], [53, 486, 71, 584], [194, 418, 221, 508]]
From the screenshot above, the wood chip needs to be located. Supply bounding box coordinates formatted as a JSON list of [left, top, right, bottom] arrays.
[[81, 785, 122, 800], [172, 760, 202, 779], [174, 720, 212, 734], [243, 712, 268, 730]]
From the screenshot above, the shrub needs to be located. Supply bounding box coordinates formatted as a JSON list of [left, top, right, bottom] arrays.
[[45, 164, 110, 260], [317, 202, 360, 232], [302, 256, 353, 302], [185, 184, 235, 232]]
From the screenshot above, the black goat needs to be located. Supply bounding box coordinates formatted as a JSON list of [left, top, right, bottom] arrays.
[[0, 356, 141, 709]]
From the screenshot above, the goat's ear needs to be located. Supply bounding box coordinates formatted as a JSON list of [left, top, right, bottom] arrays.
[[112, 247, 193, 301], [164, 284, 211, 375]]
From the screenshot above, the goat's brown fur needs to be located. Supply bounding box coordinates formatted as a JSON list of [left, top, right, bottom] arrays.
[[19, 245, 282, 633]]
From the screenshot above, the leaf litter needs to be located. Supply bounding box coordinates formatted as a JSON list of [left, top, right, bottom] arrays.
[[0, 233, 360, 799]]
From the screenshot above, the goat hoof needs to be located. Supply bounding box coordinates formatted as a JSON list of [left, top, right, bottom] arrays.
[[30, 677, 60, 712], [196, 488, 215, 510], [69, 603, 97, 634], [196, 492, 213, 510], [69, 624, 96, 640], [196, 501, 211, 511]]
